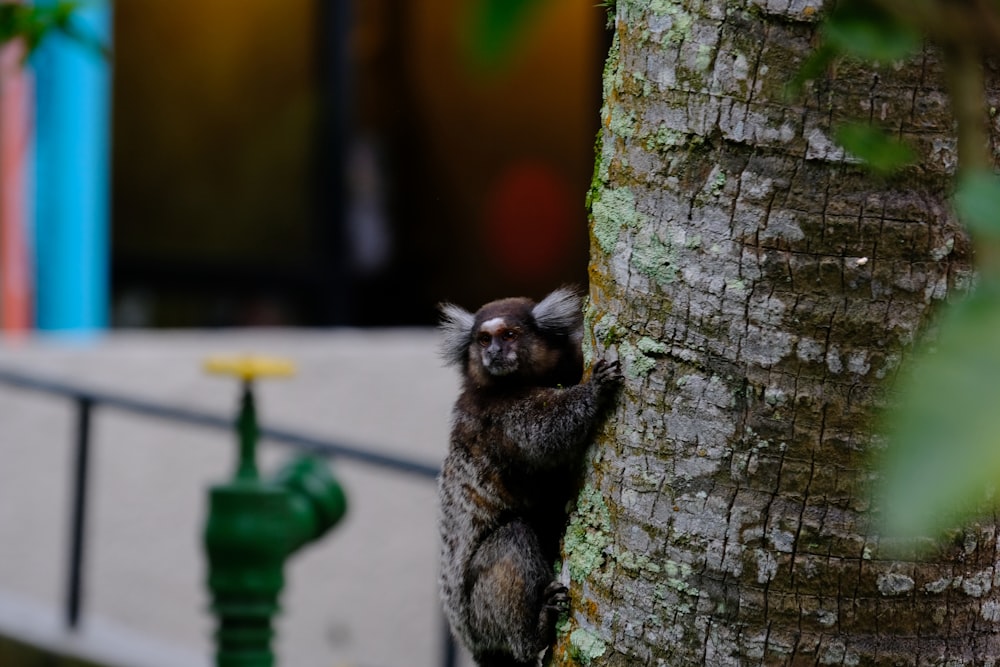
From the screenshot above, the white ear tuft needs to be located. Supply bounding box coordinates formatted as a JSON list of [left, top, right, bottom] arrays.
[[532, 287, 582, 335], [439, 303, 476, 366]]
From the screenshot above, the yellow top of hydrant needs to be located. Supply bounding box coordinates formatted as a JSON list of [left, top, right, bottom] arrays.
[[204, 355, 296, 381]]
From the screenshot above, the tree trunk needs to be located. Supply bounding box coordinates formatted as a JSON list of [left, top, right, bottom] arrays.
[[556, 1, 1000, 664]]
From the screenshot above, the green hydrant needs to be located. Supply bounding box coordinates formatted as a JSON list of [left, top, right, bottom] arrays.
[[203, 357, 347, 667]]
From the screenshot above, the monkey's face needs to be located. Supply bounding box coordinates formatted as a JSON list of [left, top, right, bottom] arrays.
[[475, 317, 523, 377]]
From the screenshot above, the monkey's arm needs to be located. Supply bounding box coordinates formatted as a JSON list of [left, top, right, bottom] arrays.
[[500, 360, 621, 469]]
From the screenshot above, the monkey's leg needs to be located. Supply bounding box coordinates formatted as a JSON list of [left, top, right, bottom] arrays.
[[468, 520, 560, 665]]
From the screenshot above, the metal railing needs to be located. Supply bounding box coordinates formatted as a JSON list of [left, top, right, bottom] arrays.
[[0, 367, 457, 667]]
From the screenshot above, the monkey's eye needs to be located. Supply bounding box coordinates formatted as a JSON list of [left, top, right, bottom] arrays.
[[501, 330, 518, 342], [477, 333, 492, 347]]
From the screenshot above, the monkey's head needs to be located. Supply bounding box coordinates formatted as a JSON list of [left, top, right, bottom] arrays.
[[439, 287, 584, 388]]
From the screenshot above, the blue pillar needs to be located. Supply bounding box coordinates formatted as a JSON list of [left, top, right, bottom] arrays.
[[33, 1, 111, 333]]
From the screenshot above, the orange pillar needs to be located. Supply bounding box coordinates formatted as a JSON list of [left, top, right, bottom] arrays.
[[0, 39, 33, 333]]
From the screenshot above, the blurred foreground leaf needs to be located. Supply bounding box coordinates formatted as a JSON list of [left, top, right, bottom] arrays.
[[788, 0, 919, 98], [822, 0, 920, 62], [785, 42, 837, 98], [835, 123, 915, 174], [955, 169, 1000, 241], [0, 1, 77, 54], [879, 284, 1000, 538], [466, 0, 544, 69]]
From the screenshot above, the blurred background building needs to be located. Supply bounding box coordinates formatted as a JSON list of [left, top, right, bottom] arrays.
[[0, 4, 611, 665], [1, 0, 610, 331]]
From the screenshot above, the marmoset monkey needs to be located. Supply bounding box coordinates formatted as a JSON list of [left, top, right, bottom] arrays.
[[437, 287, 621, 667]]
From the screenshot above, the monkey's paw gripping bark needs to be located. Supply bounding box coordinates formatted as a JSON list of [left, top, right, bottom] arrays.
[[538, 582, 569, 645], [592, 359, 623, 387], [543, 581, 569, 614]]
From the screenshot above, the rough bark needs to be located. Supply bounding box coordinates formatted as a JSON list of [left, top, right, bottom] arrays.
[[555, 1, 1000, 664]]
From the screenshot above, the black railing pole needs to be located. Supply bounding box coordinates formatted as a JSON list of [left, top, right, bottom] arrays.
[[66, 396, 93, 630], [443, 613, 457, 667], [0, 368, 441, 480]]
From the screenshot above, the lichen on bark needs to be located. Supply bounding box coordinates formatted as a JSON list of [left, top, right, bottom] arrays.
[[564, 482, 613, 584]]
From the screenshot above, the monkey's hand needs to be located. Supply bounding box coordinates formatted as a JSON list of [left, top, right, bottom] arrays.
[[538, 581, 570, 647], [591, 359, 623, 388]]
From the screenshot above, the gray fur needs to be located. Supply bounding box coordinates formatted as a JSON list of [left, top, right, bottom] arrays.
[[531, 287, 582, 336], [439, 302, 476, 366], [437, 290, 621, 667]]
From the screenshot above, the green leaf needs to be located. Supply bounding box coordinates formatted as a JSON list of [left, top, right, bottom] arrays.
[[0, 4, 35, 47], [465, 0, 544, 69], [785, 42, 837, 99], [955, 169, 1000, 240], [879, 284, 1000, 539], [835, 122, 915, 174], [0, 1, 91, 57], [822, 0, 920, 62]]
